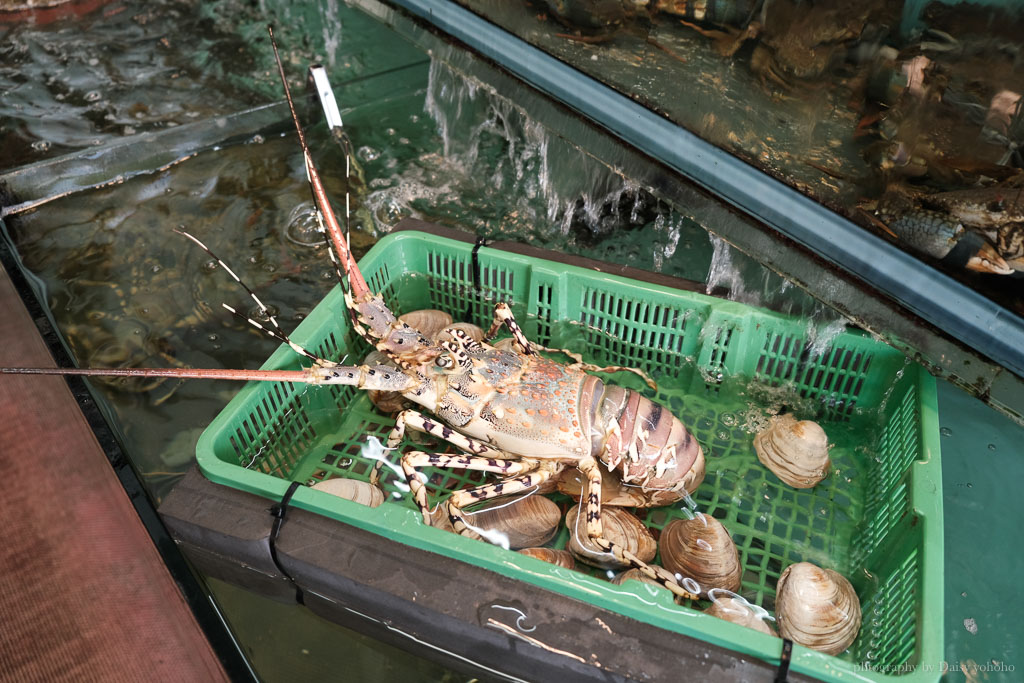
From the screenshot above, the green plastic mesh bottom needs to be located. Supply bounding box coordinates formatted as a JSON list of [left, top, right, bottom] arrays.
[[198, 231, 943, 682]]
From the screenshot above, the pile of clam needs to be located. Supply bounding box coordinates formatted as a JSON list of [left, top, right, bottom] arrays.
[[309, 308, 863, 657]]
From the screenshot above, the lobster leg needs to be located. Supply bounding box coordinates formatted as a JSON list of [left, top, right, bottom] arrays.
[[576, 457, 700, 601], [400, 451, 534, 525], [445, 467, 559, 537], [484, 302, 534, 355], [486, 303, 657, 390], [536, 344, 658, 391]]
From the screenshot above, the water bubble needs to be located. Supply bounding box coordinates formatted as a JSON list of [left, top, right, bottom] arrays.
[[410, 114, 420, 123], [358, 146, 380, 162], [84, 90, 101, 102], [31, 140, 51, 152], [248, 134, 265, 145], [207, 334, 219, 342], [203, 259, 218, 273], [338, 457, 354, 468], [385, 128, 396, 136], [940, 427, 953, 437], [987, 443, 996, 451]]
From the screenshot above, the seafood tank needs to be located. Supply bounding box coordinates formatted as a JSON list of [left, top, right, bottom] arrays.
[[0, 0, 1021, 681]]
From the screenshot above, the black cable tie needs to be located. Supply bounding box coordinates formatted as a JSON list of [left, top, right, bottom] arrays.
[[465, 235, 488, 321], [775, 638, 793, 683], [268, 480, 305, 605]]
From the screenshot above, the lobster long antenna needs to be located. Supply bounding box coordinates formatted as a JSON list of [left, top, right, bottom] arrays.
[[267, 25, 369, 299], [0, 366, 314, 382]]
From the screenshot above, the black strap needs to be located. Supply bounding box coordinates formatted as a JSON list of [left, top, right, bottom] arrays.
[[268, 480, 305, 605], [775, 638, 793, 683], [464, 235, 488, 321]]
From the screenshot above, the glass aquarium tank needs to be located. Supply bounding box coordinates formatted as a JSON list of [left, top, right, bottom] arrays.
[[1, 0, 1021, 681]]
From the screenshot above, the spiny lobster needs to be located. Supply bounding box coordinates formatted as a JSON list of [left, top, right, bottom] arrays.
[[1, 27, 708, 601]]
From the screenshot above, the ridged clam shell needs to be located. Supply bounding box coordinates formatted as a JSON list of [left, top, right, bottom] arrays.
[[775, 562, 862, 655], [398, 309, 453, 340], [565, 504, 657, 570], [463, 495, 562, 549], [705, 595, 777, 636], [659, 514, 742, 597], [311, 478, 385, 508], [754, 414, 830, 488], [517, 547, 576, 569]]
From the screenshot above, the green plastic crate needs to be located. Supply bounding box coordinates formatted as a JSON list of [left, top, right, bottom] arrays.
[[197, 230, 943, 682]]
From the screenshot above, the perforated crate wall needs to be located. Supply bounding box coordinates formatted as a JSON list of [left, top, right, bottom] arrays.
[[198, 231, 943, 682]]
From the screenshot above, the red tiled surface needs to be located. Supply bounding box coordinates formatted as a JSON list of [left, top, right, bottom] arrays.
[[0, 264, 228, 682]]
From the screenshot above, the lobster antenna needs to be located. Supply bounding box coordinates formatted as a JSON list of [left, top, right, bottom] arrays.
[[267, 25, 369, 299], [173, 229, 332, 366]]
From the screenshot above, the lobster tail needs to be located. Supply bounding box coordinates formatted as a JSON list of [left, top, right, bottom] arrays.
[[585, 378, 705, 504]]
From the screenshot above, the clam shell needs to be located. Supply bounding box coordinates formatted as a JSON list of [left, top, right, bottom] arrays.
[[612, 568, 665, 589], [659, 514, 742, 598], [463, 495, 562, 549], [705, 595, 777, 636], [436, 322, 485, 344], [517, 547, 576, 569], [311, 478, 385, 508], [775, 562, 862, 655], [753, 414, 830, 488], [399, 309, 453, 340], [565, 504, 657, 570]]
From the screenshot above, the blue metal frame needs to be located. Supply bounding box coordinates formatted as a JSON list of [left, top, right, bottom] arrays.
[[387, 0, 1024, 378]]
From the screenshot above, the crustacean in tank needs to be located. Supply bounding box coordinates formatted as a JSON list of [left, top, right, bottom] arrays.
[[871, 183, 1024, 274], [1, 26, 711, 603]]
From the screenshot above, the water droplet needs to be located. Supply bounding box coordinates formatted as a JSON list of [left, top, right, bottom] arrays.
[[207, 334, 219, 342], [31, 140, 51, 152], [84, 90, 101, 102], [720, 413, 736, 427], [987, 443, 996, 451], [248, 134, 265, 145], [338, 457, 353, 468], [203, 259, 218, 272], [940, 427, 952, 437]]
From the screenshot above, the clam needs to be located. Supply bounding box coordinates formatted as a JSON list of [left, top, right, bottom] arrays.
[[612, 568, 665, 589], [659, 514, 741, 598], [705, 595, 777, 636], [460, 494, 562, 549], [517, 547, 576, 570], [774, 562, 862, 655], [311, 478, 385, 508], [753, 413, 830, 488], [399, 309, 453, 341], [565, 504, 657, 570], [436, 322, 485, 344]]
